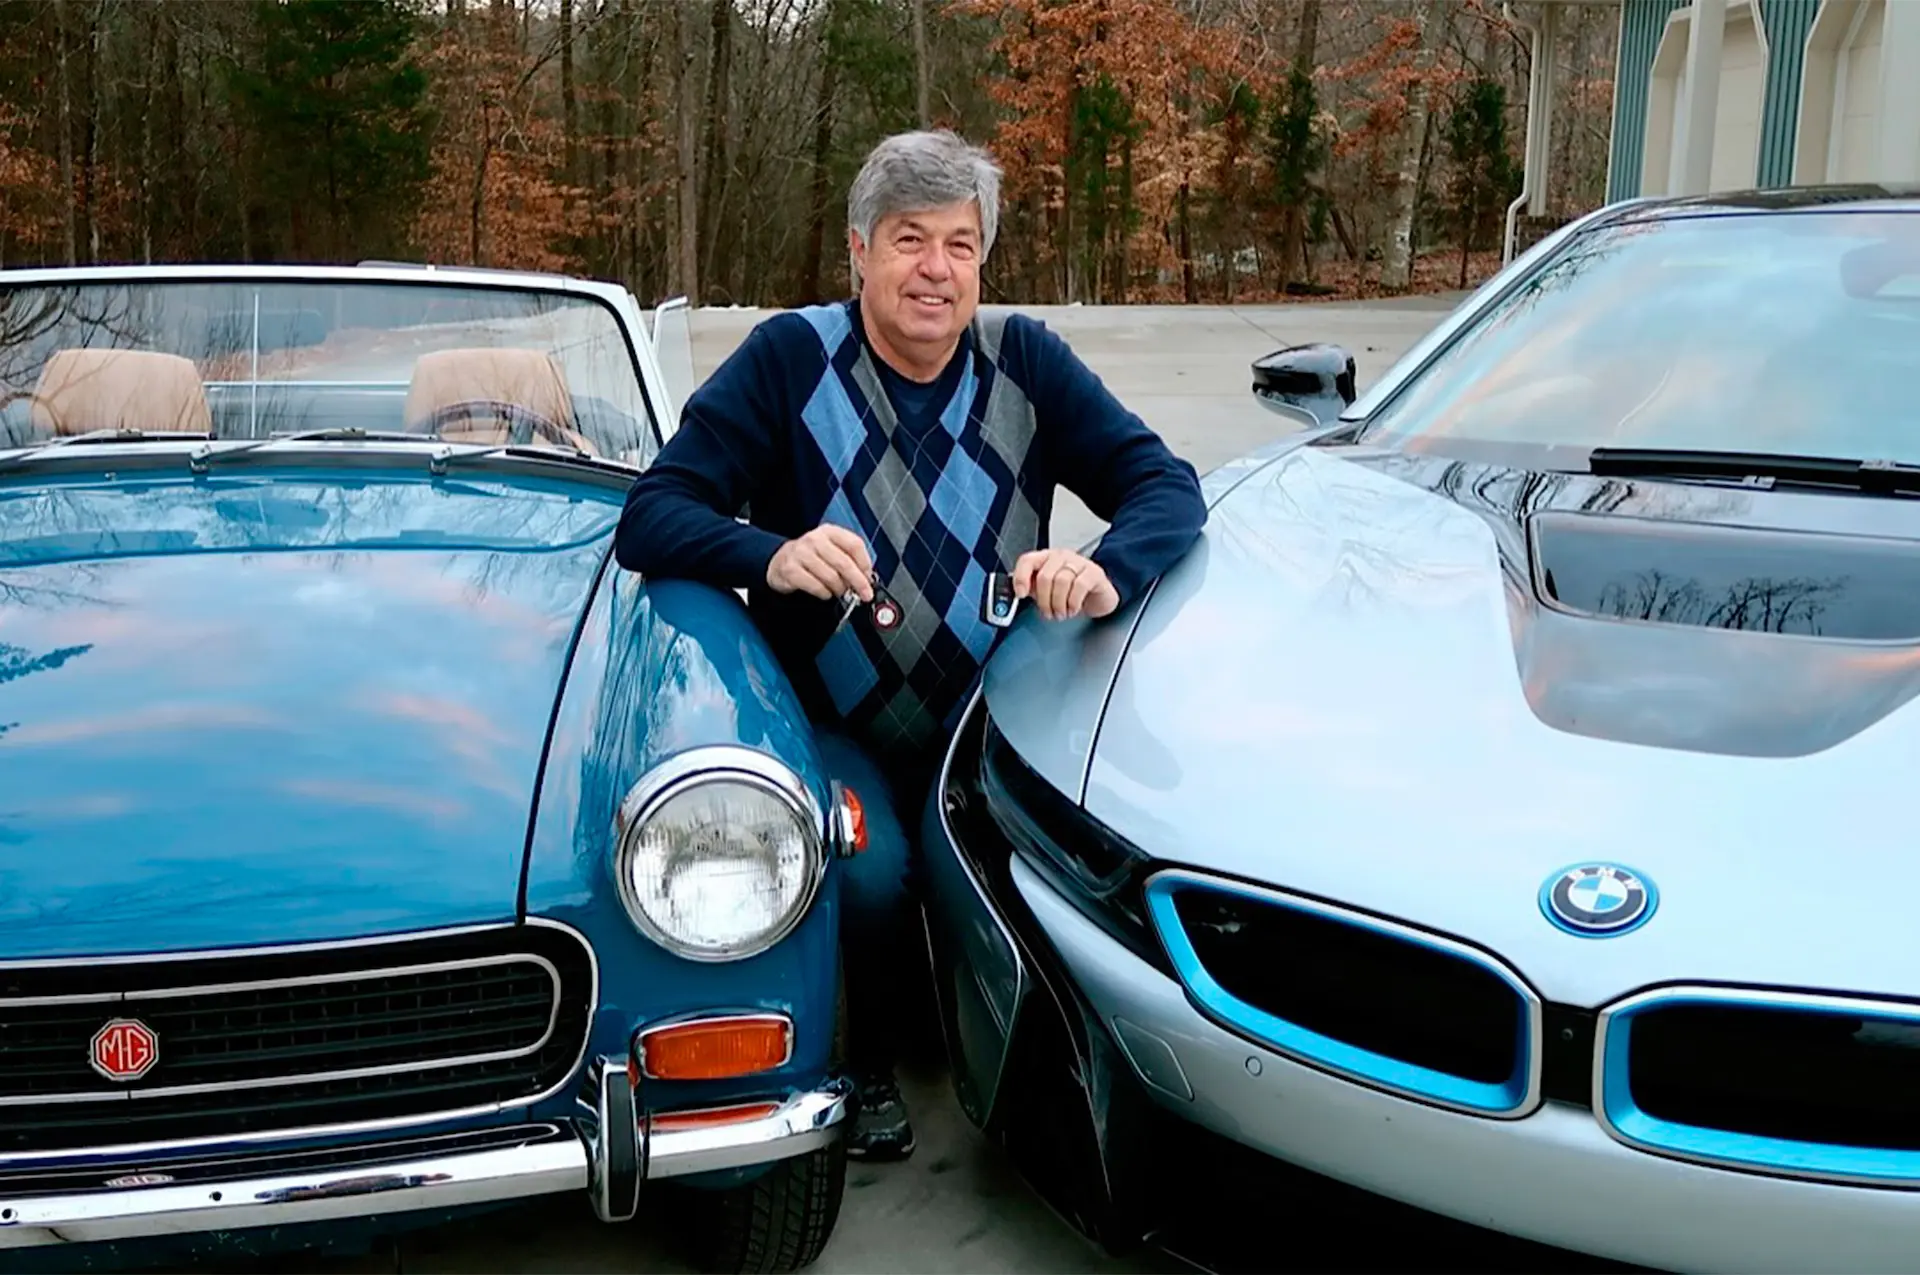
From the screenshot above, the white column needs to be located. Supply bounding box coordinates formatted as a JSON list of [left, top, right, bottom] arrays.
[[1667, 55, 1691, 194], [1528, 2, 1562, 216], [1878, 0, 1920, 181], [1674, 0, 1728, 194]]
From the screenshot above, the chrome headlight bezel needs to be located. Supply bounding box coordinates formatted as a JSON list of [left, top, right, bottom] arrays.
[[613, 746, 827, 963]]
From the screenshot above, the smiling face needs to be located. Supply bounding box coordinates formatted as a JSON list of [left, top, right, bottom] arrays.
[[851, 199, 983, 381]]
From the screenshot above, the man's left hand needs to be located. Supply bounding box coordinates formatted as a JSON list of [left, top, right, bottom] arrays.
[[1013, 549, 1120, 621]]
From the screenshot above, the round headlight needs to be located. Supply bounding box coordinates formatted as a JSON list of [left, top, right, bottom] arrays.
[[615, 751, 824, 962]]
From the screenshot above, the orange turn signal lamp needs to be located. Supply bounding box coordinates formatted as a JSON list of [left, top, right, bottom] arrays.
[[830, 781, 868, 857], [635, 1013, 793, 1082], [843, 786, 868, 852]]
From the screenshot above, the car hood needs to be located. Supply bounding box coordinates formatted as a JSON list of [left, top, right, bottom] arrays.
[[995, 444, 1920, 1007], [0, 467, 618, 958]]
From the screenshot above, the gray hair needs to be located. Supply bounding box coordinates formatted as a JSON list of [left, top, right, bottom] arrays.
[[847, 130, 1003, 282]]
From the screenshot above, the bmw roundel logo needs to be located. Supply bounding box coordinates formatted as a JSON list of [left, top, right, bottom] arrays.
[[1540, 863, 1656, 937]]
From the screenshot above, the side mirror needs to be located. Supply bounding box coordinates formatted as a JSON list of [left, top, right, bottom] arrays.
[[1251, 343, 1357, 428]]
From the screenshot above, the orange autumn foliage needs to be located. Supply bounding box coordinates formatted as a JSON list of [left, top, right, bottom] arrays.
[[958, 0, 1249, 294], [1321, 5, 1468, 163], [0, 106, 63, 261], [412, 12, 593, 274]]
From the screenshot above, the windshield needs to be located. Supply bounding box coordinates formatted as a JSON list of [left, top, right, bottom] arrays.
[[1359, 209, 1920, 466], [0, 278, 659, 465]]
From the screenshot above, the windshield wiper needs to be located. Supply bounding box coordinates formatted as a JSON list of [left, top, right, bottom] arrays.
[[211, 429, 624, 476], [183, 428, 442, 471], [0, 428, 211, 473], [430, 442, 622, 476], [0, 425, 627, 481], [1585, 447, 1920, 495], [272, 427, 430, 444]]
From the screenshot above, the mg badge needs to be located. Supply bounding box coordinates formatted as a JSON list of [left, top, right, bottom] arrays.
[[1541, 864, 1656, 938], [90, 1018, 159, 1082]]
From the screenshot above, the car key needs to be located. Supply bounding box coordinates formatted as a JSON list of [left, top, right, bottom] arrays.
[[838, 573, 902, 633], [982, 570, 1018, 628], [869, 577, 902, 631]]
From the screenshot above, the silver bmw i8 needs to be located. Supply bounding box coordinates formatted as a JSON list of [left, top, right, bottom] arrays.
[[921, 184, 1920, 1275]]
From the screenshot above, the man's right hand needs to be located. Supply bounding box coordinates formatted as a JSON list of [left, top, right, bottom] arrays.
[[766, 524, 875, 602]]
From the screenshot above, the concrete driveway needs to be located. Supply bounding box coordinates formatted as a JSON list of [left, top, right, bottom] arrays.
[[183, 297, 1466, 1275]]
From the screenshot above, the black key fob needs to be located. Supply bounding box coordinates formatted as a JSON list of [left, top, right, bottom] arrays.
[[982, 570, 1017, 628], [869, 577, 902, 632], [837, 573, 902, 634]]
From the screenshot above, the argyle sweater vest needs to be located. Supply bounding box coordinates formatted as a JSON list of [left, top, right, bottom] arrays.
[[613, 300, 1210, 773], [795, 303, 1042, 756]]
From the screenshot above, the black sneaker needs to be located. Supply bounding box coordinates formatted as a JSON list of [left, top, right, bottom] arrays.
[[847, 1070, 915, 1161]]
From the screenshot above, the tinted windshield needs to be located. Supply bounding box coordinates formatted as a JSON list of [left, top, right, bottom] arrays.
[[0, 279, 659, 465], [1361, 209, 1920, 464]]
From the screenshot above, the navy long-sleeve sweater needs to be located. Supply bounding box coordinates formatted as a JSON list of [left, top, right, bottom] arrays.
[[615, 299, 1206, 759]]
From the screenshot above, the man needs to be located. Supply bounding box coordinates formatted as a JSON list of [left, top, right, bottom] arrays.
[[614, 130, 1206, 1161]]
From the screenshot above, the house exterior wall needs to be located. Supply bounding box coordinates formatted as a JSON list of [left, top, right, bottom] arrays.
[[1604, 0, 1918, 201]]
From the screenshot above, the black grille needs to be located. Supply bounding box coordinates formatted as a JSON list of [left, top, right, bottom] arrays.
[[0, 924, 594, 1154], [1626, 999, 1920, 1149], [1170, 886, 1524, 1086]]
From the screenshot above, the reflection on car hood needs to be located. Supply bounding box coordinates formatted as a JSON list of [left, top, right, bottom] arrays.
[[0, 468, 618, 958], [1027, 445, 1920, 1005]]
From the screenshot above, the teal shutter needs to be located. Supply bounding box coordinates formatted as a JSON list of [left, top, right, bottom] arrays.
[[1608, 0, 1689, 202], [1756, 0, 1820, 186]]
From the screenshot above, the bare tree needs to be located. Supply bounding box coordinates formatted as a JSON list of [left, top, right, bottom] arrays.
[[560, 0, 577, 186], [913, 0, 930, 128], [800, 0, 841, 304], [671, 0, 700, 302], [1381, 0, 1442, 290], [1278, 0, 1321, 289], [54, 0, 76, 266], [699, 0, 732, 295]]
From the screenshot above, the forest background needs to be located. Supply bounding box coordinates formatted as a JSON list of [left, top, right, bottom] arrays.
[[0, 0, 1621, 306]]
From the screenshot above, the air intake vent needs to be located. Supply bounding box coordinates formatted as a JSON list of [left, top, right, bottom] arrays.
[[1601, 987, 1920, 1183], [1146, 872, 1537, 1116]]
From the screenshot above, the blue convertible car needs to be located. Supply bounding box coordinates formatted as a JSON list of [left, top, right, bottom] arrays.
[[0, 265, 858, 1272]]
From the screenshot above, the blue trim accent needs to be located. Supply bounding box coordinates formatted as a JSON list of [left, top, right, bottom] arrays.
[[1599, 988, 1920, 1185], [1538, 862, 1659, 939], [1143, 874, 1535, 1116]]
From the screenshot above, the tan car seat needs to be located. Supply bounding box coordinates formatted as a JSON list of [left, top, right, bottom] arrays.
[[401, 347, 598, 455], [30, 348, 213, 437]]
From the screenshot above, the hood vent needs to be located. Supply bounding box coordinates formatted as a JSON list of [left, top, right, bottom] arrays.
[[1532, 510, 1920, 641]]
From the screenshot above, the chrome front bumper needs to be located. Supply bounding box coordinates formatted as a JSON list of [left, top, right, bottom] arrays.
[[0, 1079, 851, 1249]]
